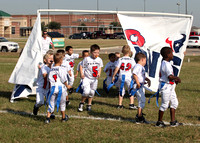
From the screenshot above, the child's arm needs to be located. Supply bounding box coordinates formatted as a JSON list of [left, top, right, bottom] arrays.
[[145, 77, 151, 87], [168, 75, 181, 84], [74, 70, 79, 79], [112, 67, 119, 82], [97, 67, 102, 78], [133, 74, 140, 89], [80, 65, 85, 79], [63, 81, 72, 89]]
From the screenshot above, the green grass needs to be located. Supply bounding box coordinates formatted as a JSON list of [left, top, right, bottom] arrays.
[[0, 52, 199, 143]]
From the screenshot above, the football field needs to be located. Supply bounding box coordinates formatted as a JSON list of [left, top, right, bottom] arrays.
[[0, 42, 200, 142]]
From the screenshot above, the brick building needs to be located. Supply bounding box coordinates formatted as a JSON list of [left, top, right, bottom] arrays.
[[0, 10, 122, 38]]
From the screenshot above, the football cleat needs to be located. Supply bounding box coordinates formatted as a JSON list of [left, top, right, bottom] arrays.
[[78, 103, 84, 112]]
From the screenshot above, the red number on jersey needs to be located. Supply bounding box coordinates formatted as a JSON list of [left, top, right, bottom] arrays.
[[109, 69, 112, 76], [126, 63, 132, 71], [120, 63, 131, 71], [69, 61, 74, 68], [120, 63, 125, 70], [53, 74, 57, 82], [92, 66, 98, 77]]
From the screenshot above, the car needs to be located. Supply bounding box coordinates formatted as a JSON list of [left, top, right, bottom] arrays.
[[69, 33, 83, 39], [114, 32, 125, 39], [0, 37, 19, 52], [80, 32, 92, 39], [187, 36, 200, 48]]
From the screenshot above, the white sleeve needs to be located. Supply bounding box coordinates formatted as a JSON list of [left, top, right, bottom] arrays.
[[72, 54, 79, 59], [77, 61, 81, 71], [41, 66, 48, 74], [164, 63, 173, 77], [133, 65, 140, 76], [81, 58, 87, 69], [100, 58, 103, 68], [59, 67, 68, 83], [131, 59, 136, 69], [103, 63, 109, 72], [115, 60, 121, 68]]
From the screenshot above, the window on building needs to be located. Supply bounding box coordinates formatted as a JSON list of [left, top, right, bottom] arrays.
[[12, 27, 15, 34]]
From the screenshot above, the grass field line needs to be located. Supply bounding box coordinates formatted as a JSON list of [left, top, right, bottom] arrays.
[[0, 109, 199, 127]]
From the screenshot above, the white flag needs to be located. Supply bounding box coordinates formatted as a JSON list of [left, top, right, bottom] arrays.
[[9, 13, 43, 100], [118, 13, 193, 92]]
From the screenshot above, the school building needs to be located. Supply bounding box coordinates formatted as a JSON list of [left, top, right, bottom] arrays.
[[0, 10, 121, 38]]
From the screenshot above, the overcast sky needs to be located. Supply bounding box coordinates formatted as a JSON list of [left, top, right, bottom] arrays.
[[1, 0, 200, 27]]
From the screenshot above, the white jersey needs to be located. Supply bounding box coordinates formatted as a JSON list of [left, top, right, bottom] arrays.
[[61, 60, 71, 73], [104, 61, 116, 77], [37, 64, 51, 89], [81, 56, 103, 80], [63, 53, 79, 73], [160, 60, 174, 83], [132, 64, 146, 84], [41, 37, 52, 55], [116, 56, 136, 78], [77, 61, 82, 72], [48, 66, 68, 92]]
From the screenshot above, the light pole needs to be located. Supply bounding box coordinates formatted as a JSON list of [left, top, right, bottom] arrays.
[[144, 0, 146, 12], [48, 0, 50, 32], [185, 0, 187, 14], [177, 2, 180, 14], [97, 0, 99, 31]]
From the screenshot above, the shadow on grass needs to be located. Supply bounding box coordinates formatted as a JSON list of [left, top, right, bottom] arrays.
[[3, 108, 45, 122], [88, 110, 135, 123], [0, 91, 12, 100], [186, 115, 200, 121], [92, 100, 117, 108], [0, 91, 36, 103]]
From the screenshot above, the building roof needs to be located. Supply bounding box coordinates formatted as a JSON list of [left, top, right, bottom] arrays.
[[0, 10, 11, 17]]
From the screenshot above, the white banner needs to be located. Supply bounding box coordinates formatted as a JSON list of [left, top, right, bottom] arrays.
[[9, 13, 42, 100], [118, 13, 193, 92]]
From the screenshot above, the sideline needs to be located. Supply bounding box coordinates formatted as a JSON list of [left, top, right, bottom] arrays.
[[0, 110, 199, 127]]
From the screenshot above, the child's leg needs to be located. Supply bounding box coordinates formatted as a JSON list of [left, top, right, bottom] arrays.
[[129, 95, 134, 104], [118, 95, 123, 105], [35, 88, 45, 107], [47, 94, 56, 117], [136, 88, 146, 114], [61, 111, 65, 119], [88, 97, 93, 105], [137, 107, 142, 117], [158, 110, 164, 121], [89, 79, 98, 105], [81, 96, 87, 103], [170, 108, 175, 122], [159, 84, 171, 121], [170, 88, 178, 122], [66, 96, 69, 101], [47, 111, 52, 118]]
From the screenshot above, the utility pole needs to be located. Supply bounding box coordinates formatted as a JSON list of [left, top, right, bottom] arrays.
[[185, 0, 187, 14], [48, 0, 50, 32], [177, 2, 180, 14], [97, 0, 99, 31]]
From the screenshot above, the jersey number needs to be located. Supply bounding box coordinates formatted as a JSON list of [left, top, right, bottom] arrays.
[[53, 74, 57, 82], [92, 66, 98, 77], [69, 61, 74, 68], [109, 69, 114, 76], [120, 63, 131, 71]]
